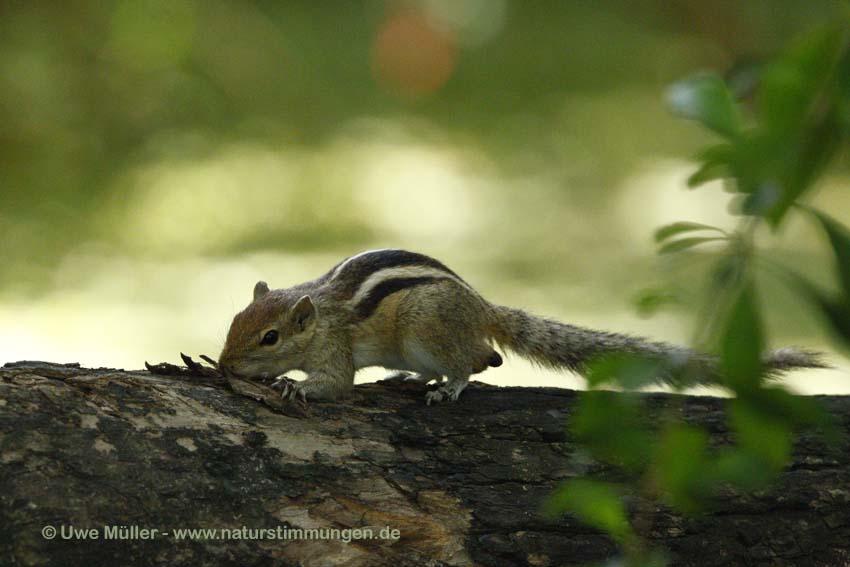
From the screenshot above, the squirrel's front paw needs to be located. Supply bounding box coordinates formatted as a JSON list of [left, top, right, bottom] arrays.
[[271, 376, 308, 403]]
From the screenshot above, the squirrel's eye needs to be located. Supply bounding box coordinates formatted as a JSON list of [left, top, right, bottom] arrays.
[[260, 330, 279, 346]]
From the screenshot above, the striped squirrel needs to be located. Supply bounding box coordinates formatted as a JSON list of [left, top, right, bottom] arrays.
[[218, 249, 825, 404]]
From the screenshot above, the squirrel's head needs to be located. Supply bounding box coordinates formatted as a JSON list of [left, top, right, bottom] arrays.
[[218, 281, 318, 378]]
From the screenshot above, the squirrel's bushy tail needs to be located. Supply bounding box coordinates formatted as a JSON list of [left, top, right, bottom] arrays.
[[489, 305, 827, 383]]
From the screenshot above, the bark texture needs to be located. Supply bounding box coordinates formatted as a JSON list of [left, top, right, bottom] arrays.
[[1, 361, 849, 567]]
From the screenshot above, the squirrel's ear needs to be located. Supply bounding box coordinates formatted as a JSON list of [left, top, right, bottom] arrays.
[[253, 281, 270, 302], [290, 295, 317, 332]]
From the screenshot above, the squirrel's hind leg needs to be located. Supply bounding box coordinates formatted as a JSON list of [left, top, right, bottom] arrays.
[[404, 340, 491, 404], [425, 374, 470, 405]]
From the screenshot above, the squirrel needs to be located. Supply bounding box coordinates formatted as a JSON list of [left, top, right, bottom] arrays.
[[218, 249, 825, 404]]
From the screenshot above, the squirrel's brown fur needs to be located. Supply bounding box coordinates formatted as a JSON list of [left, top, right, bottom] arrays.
[[218, 249, 826, 404]]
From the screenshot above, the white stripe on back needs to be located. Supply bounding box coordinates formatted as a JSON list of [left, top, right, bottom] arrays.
[[330, 248, 395, 281], [348, 266, 469, 306]]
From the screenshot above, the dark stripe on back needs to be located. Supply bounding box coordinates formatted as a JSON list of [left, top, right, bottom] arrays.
[[354, 276, 445, 319], [329, 250, 464, 298]]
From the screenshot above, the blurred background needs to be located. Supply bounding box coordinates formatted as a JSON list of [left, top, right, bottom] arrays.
[[1, 0, 847, 393]]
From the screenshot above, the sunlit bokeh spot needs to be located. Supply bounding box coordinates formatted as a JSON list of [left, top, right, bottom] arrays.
[[617, 159, 733, 254], [354, 143, 484, 243]]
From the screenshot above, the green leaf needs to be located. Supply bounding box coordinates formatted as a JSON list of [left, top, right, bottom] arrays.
[[687, 143, 736, 188], [811, 295, 850, 355], [760, 25, 846, 134], [809, 209, 850, 299], [654, 222, 725, 243], [759, 26, 850, 226], [653, 425, 710, 513], [705, 398, 796, 490], [712, 251, 747, 290], [666, 72, 743, 138], [585, 353, 669, 389], [760, 60, 815, 136], [633, 287, 680, 317], [687, 160, 728, 188], [807, 293, 850, 355], [571, 391, 652, 472], [729, 398, 793, 470], [658, 236, 726, 254], [786, 270, 850, 355], [741, 386, 837, 443], [708, 448, 779, 491], [720, 279, 763, 392], [722, 133, 777, 199], [738, 380, 841, 449], [544, 479, 633, 542], [765, 107, 843, 227], [740, 182, 781, 217]]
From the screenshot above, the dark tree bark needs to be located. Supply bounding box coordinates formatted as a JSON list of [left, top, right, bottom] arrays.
[[1, 361, 848, 567]]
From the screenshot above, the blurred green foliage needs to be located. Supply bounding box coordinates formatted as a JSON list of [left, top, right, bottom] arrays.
[[571, 390, 652, 472], [545, 479, 635, 544], [0, 0, 840, 293], [548, 16, 850, 567]]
